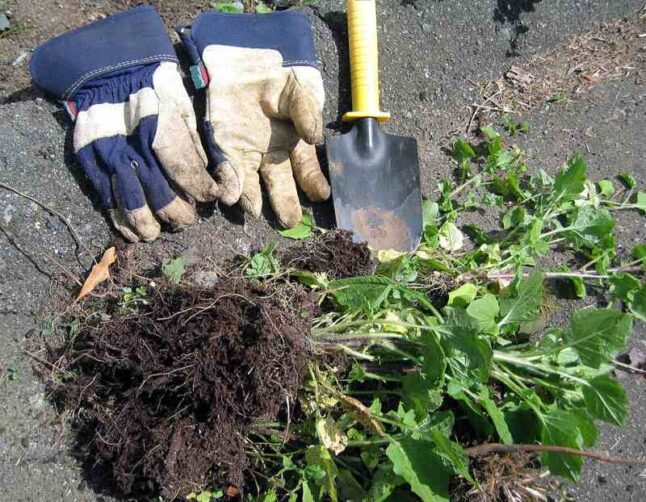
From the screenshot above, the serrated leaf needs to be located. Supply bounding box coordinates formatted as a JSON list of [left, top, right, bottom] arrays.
[[278, 210, 314, 240], [161, 254, 189, 284], [329, 276, 394, 313], [499, 270, 543, 327], [610, 272, 640, 302], [554, 154, 586, 201], [386, 438, 450, 502], [539, 408, 584, 482], [582, 375, 628, 426], [564, 308, 632, 368], [565, 206, 615, 249], [442, 325, 493, 382], [428, 429, 474, 484]]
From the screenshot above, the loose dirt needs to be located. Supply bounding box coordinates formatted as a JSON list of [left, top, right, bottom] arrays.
[[41, 276, 314, 500], [279, 230, 373, 278]]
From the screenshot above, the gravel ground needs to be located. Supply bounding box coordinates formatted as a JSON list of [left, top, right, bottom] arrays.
[[0, 0, 644, 500]]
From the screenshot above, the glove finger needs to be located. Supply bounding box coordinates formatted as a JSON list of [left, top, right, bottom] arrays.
[[92, 137, 161, 241], [204, 121, 243, 206], [260, 150, 302, 229], [232, 151, 263, 218], [154, 102, 220, 202], [124, 141, 197, 231], [76, 141, 140, 242], [150, 62, 222, 202], [287, 67, 324, 145], [290, 140, 330, 203]]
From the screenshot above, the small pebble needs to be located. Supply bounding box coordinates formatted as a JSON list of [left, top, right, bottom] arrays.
[[0, 12, 10, 31]]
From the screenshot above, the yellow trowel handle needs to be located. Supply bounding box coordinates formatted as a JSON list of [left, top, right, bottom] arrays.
[[342, 0, 391, 123]]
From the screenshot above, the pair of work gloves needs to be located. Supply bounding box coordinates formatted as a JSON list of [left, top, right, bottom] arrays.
[[29, 5, 330, 242]]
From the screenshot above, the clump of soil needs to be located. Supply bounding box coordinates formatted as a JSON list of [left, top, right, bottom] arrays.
[[279, 230, 373, 278], [452, 452, 547, 501], [45, 278, 314, 500]]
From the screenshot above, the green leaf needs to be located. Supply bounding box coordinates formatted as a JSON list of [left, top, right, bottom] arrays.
[[305, 445, 338, 502], [428, 429, 474, 484], [337, 469, 367, 501], [553, 154, 586, 201], [422, 199, 440, 227], [212, 1, 244, 13], [466, 294, 499, 334], [572, 409, 599, 448], [438, 222, 464, 251], [499, 270, 543, 327], [629, 286, 646, 320], [634, 192, 646, 213], [255, 1, 274, 13], [329, 276, 394, 313], [447, 283, 478, 308], [571, 275, 587, 298], [582, 375, 628, 426], [610, 272, 641, 302], [366, 464, 405, 502], [564, 308, 632, 368], [442, 325, 493, 382], [540, 408, 584, 482], [302, 481, 315, 502], [246, 243, 280, 276], [451, 139, 475, 179], [618, 172, 637, 190], [502, 206, 528, 230], [386, 438, 450, 502], [597, 179, 615, 198], [478, 386, 513, 444], [278, 210, 314, 240], [402, 372, 444, 420], [565, 206, 615, 249], [161, 254, 189, 284], [548, 91, 567, 103]]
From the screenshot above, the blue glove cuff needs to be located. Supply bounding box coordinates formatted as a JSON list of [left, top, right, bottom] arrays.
[[188, 10, 318, 68], [30, 5, 177, 100]]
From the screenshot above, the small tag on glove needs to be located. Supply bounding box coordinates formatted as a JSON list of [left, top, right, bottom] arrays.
[[189, 63, 209, 90], [63, 100, 78, 121]]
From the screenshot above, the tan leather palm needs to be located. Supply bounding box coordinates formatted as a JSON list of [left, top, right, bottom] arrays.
[[203, 45, 330, 228]]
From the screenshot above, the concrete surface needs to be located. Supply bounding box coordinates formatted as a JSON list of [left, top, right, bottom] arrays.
[[0, 0, 644, 500]]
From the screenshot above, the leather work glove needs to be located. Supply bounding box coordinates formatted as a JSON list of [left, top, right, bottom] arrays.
[[179, 10, 331, 229], [29, 6, 240, 242]]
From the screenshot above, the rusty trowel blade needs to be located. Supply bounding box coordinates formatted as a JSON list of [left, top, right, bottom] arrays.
[[326, 118, 423, 251]]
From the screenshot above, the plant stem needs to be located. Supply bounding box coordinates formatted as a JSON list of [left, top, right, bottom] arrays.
[[467, 443, 646, 465]]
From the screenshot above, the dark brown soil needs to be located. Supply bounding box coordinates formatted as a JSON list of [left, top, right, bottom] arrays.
[[43, 277, 314, 500], [279, 230, 373, 278]]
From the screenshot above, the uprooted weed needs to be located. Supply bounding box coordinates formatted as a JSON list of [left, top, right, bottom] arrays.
[[279, 230, 373, 278], [40, 272, 316, 500]]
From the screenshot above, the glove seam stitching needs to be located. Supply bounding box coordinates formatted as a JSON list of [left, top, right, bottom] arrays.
[[65, 54, 178, 99]]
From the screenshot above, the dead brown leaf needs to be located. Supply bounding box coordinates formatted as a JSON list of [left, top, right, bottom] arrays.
[[77, 247, 117, 300], [337, 393, 385, 437]]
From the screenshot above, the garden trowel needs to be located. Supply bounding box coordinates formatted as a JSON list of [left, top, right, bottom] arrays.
[[326, 0, 422, 251]]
